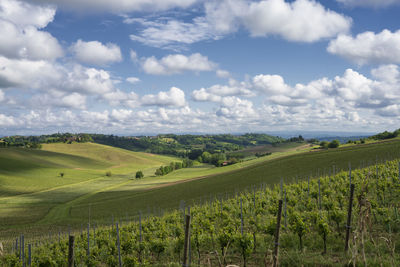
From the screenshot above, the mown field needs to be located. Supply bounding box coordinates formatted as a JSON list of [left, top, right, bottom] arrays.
[[0, 143, 178, 236], [1, 139, 400, 244], [68, 139, 400, 225]]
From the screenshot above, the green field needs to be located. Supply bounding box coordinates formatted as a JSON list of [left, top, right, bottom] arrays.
[[0, 143, 179, 237], [1, 139, 400, 243]]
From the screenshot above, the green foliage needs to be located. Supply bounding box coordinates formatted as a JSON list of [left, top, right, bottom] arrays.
[[135, 171, 144, 179], [369, 128, 400, 140], [105, 171, 112, 177], [2, 158, 400, 266], [319, 141, 329, 148], [328, 139, 340, 148]]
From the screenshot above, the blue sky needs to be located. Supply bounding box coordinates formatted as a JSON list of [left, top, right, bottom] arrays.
[[0, 0, 400, 135]]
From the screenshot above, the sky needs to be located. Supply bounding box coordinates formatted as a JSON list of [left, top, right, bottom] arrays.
[[0, 0, 400, 135]]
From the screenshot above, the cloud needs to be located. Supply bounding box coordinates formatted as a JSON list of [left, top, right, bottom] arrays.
[[141, 53, 216, 75], [192, 88, 222, 102], [0, 56, 62, 88], [128, 0, 351, 48], [0, 0, 56, 28], [327, 30, 400, 65], [141, 87, 186, 107], [29, 91, 87, 110], [336, 0, 400, 8], [62, 65, 115, 94], [217, 96, 256, 119], [61, 93, 86, 109], [111, 109, 133, 121], [243, 0, 351, 42], [376, 105, 400, 117], [216, 69, 230, 78], [253, 74, 291, 95], [0, 89, 4, 102], [19, 0, 198, 13], [130, 50, 138, 62], [71, 40, 122, 66], [126, 77, 140, 84], [0, 1, 62, 61], [0, 113, 16, 126], [102, 89, 139, 108], [129, 17, 217, 49]]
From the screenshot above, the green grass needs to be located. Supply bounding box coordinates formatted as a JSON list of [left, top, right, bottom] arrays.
[[1, 139, 400, 242], [67, 139, 400, 224], [0, 143, 179, 235]]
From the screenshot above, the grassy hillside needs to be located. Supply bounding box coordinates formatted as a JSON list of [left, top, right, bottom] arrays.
[[1, 139, 399, 243], [2, 158, 399, 266], [68, 139, 400, 224], [0, 143, 178, 232]]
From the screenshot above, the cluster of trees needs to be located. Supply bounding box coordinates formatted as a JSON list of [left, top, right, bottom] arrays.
[[196, 151, 244, 167], [319, 140, 340, 149], [0, 140, 42, 149], [0, 133, 93, 148], [287, 135, 305, 142], [255, 152, 272, 158], [155, 159, 194, 176], [369, 128, 400, 140], [91, 133, 284, 157]]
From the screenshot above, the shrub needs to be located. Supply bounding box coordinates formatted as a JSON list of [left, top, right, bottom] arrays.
[[135, 171, 144, 179], [106, 171, 112, 177], [328, 140, 340, 148]]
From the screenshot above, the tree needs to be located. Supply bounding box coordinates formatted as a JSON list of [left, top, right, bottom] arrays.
[[155, 168, 163, 176], [328, 140, 340, 148], [319, 141, 329, 149], [135, 171, 144, 179]]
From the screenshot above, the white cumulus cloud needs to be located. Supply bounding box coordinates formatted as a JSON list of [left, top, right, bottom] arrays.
[[142, 87, 186, 107], [0, 0, 56, 28], [129, 0, 351, 48], [71, 40, 122, 66], [327, 29, 400, 65], [141, 53, 216, 75], [0, 0, 62, 61], [243, 0, 351, 42], [19, 0, 197, 13]]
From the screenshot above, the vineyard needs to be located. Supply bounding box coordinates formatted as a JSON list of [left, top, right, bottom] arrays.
[[2, 159, 400, 266]]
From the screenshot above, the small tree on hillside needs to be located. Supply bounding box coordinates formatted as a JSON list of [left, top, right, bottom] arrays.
[[328, 140, 340, 148], [136, 171, 144, 179]]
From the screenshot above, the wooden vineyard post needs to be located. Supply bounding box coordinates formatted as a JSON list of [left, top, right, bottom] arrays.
[[28, 244, 31, 267], [68, 235, 75, 267], [183, 210, 191, 267], [240, 198, 244, 235], [348, 162, 352, 191], [21, 235, 25, 267], [87, 223, 90, 257], [273, 200, 283, 267], [116, 223, 122, 267], [318, 178, 321, 210], [345, 184, 355, 252], [284, 189, 287, 228], [93, 223, 96, 246], [139, 211, 143, 264]]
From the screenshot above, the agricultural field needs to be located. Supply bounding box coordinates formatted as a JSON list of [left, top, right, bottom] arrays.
[[0, 143, 179, 237], [0, 138, 399, 248], [2, 156, 399, 266]]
